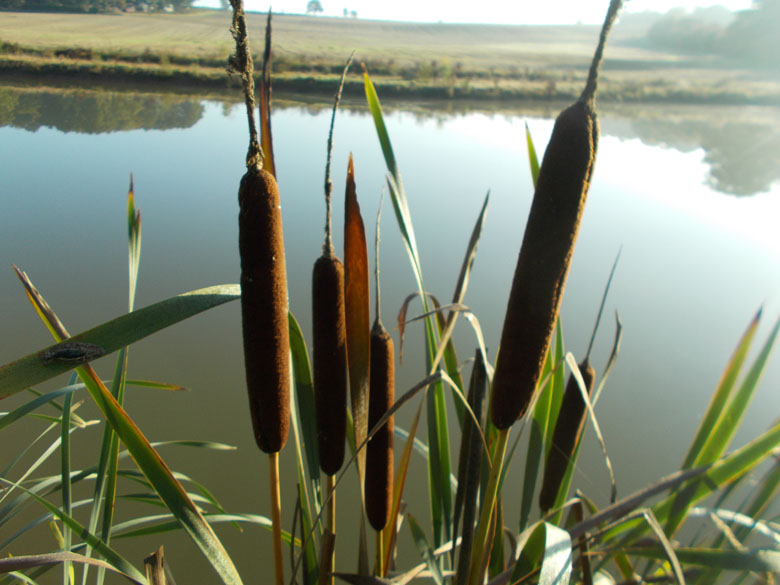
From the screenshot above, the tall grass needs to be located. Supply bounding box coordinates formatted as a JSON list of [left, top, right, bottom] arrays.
[[1, 0, 779, 583]]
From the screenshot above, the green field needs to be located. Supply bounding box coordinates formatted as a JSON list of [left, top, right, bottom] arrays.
[[1, 10, 778, 103]]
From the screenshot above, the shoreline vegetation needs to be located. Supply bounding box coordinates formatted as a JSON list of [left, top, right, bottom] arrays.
[[1, 10, 779, 105]]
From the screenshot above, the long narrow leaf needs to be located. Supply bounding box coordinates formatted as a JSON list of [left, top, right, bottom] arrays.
[[407, 513, 444, 585], [642, 510, 686, 585], [0, 553, 144, 585], [11, 271, 243, 585], [694, 314, 779, 468], [288, 313, 320, 585], [682, 309, 761, 470], [628, 546, 780, 573], [344, 153, 371, 487], [0, 282, 240, 399], [61, 387, 74, 585], [364, 67, 452, 559], [0, 480, 146, 584], [522, 323, 564, 530], [540, 523, 572, 585], [288, 312, 321, 511]]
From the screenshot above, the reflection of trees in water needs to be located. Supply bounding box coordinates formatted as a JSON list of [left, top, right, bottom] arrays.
[[2, 86, 777, 196], [628, 115, 780, 196], [0, 88, 203, 134]]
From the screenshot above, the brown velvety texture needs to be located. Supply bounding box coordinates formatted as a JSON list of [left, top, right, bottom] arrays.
[[365, 325, 395, 531], [539, 359, 596, 512], [239, 167, 290, 454], [490, 100, 598, 430], [312, 254, 348, 475]]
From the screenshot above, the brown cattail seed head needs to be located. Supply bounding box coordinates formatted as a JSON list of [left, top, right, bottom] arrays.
[[365, 324, 395, 531], [490, 100, 598, 430], [239, 167, 290, 454], [539, 358, 596, 512], [312, 254, 348, 475]]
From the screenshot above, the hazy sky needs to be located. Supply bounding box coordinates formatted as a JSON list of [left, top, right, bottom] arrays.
[[216, 0, 755, 24]]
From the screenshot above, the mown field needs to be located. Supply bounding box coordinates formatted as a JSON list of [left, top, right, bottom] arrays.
[[1, 10, 778, 104]]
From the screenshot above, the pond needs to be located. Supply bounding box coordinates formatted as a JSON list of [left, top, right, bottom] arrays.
[[1, 85, 779, 583]]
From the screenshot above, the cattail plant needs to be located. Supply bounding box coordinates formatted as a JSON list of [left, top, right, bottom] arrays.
[[365, 196, 395, 575], [312, 56, 352, 585], [539, 250, 620, 512], [467, 1, 623, 583], [229, 2, 289, 584]]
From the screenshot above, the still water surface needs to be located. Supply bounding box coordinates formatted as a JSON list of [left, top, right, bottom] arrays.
[[1, 87, 779, 582]]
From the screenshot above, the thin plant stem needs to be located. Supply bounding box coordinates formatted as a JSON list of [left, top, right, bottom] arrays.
[[466, 428, 509, 585], [327, 473, 336, 585], [269, 452, 284, 585]]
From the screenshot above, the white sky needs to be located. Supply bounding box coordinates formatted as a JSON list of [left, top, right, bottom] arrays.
[[221, 0, 756, 25]]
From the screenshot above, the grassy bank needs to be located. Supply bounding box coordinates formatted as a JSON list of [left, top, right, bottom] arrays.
[[1, 10, 779, 104]]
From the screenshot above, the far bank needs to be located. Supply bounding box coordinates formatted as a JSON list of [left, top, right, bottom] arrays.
[[1, 10, 779, 105]]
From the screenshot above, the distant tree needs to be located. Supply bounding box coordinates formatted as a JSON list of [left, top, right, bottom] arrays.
[[306, 0, 322, 14], [349, 9, 356, 17], [342, 6, 347, 16], [721, 0, 780, 67], [219, 0, 229, 9]]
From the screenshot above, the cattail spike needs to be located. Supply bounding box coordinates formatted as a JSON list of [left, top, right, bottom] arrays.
[[539, 359, 596, 512], [313, 255, 348, 475], [365, 325, 395, 531], [239, 167, 290, 453]]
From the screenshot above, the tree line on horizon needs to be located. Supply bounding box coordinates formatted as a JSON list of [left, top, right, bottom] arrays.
[[0, 0, 193, 13], [644, 0, 779, 68]]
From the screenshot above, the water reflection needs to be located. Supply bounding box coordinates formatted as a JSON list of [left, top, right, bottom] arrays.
[[1, 84, 778, 195], [0, 86, 203, 133], [609, 107, 780, 196]]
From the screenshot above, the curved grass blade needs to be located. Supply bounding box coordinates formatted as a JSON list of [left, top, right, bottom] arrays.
[[383, 400, 424, 574], [0, 553, 145, 585], [546, 354, 615, 518], [125, 380, 187, 391], [368, 69, 463, 556], [604, 417, 780, 544], [525, 122, 540, 187], [10, 270, 243, 585], [592, 312, 622, 407], [454, 350, 488, 584], [628, 546, 780, 574], [110, 513, 291, 542], [682, 308, 762, 470], [521, 323, 565, 530], [288, 313, 320, 585], [61, 386, 74, 585], [540, 523, 572, 585], [0, 479, 146, 584], [442, 191, 490, 424], [0, 280, 240, 400], [692, 313, 779, 469], [407, 513, 444, 585], [288, 312, 321, 511], [642, 509, 686, 585], [0, 385, 84, 431]]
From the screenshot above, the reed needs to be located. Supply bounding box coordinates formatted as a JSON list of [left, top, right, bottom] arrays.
[[313, 56, 353, 479], [539, 358, 595, 512], [468, 2, 623, 583], [539, 250, 621, 513], [231, 2, 289, 584], [4, 1, 780, 584]]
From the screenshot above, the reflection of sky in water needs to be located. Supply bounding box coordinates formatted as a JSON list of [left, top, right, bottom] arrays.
[[1, 97, 779, 580]]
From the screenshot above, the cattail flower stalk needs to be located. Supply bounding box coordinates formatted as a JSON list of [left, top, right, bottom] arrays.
[[466, 2, 623, 584], [230, 2, 289, 584]]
